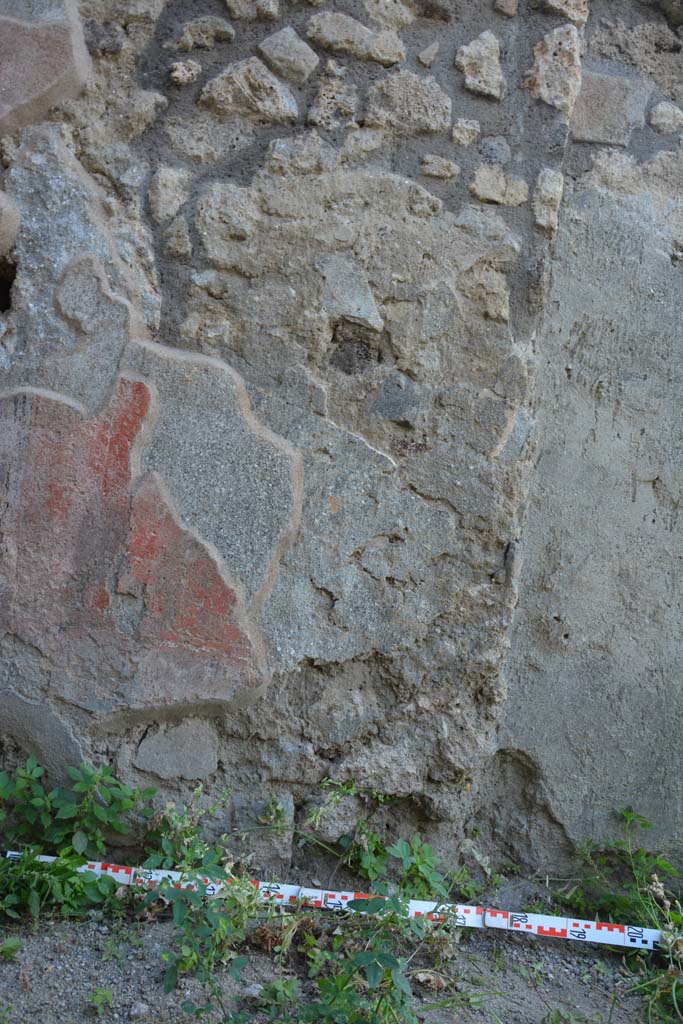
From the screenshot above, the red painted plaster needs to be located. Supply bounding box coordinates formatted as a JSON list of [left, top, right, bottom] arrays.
[[0, 380, 257, 710]]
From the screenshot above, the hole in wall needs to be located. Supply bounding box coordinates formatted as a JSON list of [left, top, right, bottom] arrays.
[[0, 259, 16, 312]]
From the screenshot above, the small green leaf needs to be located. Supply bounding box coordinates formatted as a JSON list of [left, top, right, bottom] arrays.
[[391, 968, 412, 996], [353, 952, 375, 967], [72, 830, 88, 854], [230, 955, 249, 981], [0, 937, 23, 960], [172, 898, 186, 926], [387, 839, 411, 860], [56, 804, 79, 820], [163, 963, 178, 993], [348, 896, 386, 914], [92, 803, 109, 822], [366, 963, 382, 989]]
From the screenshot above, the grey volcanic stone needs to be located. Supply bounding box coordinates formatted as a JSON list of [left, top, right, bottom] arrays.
[[134, 720, 219, 780], [0, 0, 91, 136], [571, 66, 652, 146], [258, 26, 319, 84], [199, 58, 298, 122]]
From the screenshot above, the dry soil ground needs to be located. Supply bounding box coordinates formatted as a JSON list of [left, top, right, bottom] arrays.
[[0, 913, 648, 1024]]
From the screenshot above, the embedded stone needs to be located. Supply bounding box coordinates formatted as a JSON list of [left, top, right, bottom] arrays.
[[83, 19, 126, 58], [542, 0, 589, 25], [364, 0, 415, 28], [524, 24, 582, 116], [258, 26, 320, 84], [649, 100, 683, 133], [319, 254, 384, 331], [458, 264, 511, 323], [470, 164, 529, 206], [196, 181, 262, 266], [165, 111, 255, 164], [533, 167, 564, 234], [134, 720, 220, 780], [495, 0, 518, 14], [199, 57, 298, 122], [0, 2, 92, 136], [265, 132, 339, 175], [455, 31, 506, 101], [452, 118, 480, 146], [0, 692, 82, 786], [0, 191, 19, 257], [421, 154, 461, 179], [169, 59, 202, 85], [479, 135, 511, 165], [415, 0, 451, 18], [655, 0, 683, 25], [123, 90, 168, 140], [224, 0, 279, 18], [163, 215, 192, 258], [370, 373, 420, 425], [148, 166, 191, 223], [173, 16, 235, 51], [308, 76, 359, 129], [365, 71, 451, 132], [418, 42, 439, 67], [571, 68, 652, 146], [341, 127, 386, 162], [307, 12, 406, 67]]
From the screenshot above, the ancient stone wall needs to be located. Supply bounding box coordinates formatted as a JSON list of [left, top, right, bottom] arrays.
[[0, 0, 680, 874]]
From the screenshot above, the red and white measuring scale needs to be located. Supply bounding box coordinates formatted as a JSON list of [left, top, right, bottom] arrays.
[[2, 851, 661, 951]]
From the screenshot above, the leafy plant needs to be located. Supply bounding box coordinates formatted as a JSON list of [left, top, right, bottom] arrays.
[[258, 797, 289, 838], [0, 756, 155, 858], [0, 850, 117, 921], [264, 898, 421, 1024], [340, 821, 389, 883], [556, 810, 679, 924], [140, 796, 258, 1018], [386, 836, 449, 900], [0, 936, 21, 960], [88, 988, 113, 1018], [0, 758, 156, 922], [304, 778, 391, 836], [143, 785, 230, 871], [550, 809, 682, 1023]]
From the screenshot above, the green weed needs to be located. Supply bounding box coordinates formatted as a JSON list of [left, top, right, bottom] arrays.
[[13, 761, 683, 1024], [0, 757, 156, 922], [0, 849, 117, 920], [550, 809, 683, 1023], [0, 936, 21, 960], [0, 755, 155, 858], [88, 988, 113, 1018]]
